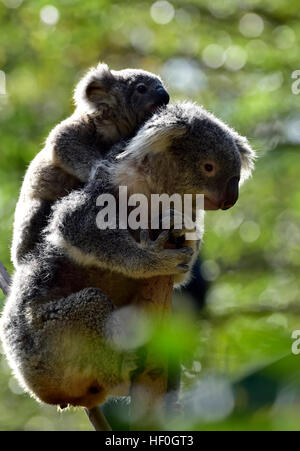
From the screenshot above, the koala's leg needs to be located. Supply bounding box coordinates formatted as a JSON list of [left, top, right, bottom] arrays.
[[18, 288, 134, 409]]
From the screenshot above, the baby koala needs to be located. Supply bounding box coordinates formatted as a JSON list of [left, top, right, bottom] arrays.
[[11, 63, 169, 266]]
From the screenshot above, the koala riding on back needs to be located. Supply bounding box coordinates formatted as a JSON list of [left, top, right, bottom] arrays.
[[11, 63, 169, 266]]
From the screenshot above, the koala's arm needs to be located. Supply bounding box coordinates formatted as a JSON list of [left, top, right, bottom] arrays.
[[48, 116, 109, 182], [47, 181, 193, 279]]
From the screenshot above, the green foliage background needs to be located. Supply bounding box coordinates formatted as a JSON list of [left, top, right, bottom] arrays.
[[0, 0, 300, 430]]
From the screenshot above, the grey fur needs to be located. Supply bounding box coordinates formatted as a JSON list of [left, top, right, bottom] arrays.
[[1, 102, 255, 409], [11, 63, 169, 266]]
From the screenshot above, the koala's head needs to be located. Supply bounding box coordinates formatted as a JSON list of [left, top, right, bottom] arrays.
[[117, 102, 255, 211], [74, 63, 169, 123]]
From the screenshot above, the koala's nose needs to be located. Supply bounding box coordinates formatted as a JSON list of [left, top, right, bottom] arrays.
[[155, 87, 170, 106], [221, 176, 239, 210]]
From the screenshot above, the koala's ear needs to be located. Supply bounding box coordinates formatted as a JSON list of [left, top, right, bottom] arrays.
[[116, 122, 188, 161], [234, 134, 256, 183], [74, 63, 115, 110]]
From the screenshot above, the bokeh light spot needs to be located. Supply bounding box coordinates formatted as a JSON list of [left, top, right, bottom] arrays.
[[175, 8, 191, 25], [284, 117, 300, 144], [106, 305, 152, 351], [0, 71, 6, 95], [184, 374, 235, 423], [239, 13, 264, 38], [258, 72, 283, 92], [130, 27, 154, 53], [2, 0, 23, 8], [239, 220, 261, 243], [40, 5, 60, 26], [208, 0, 236, 18], [246, 39, 269, 64], [162, 58, 207, 94], [8, 377, 24, 395], [202, 44, 225, 69], [225, 46, 247, 71], [150, 1, 175, 25], [273, 26, 296, 50], [201, 260, 220, 281]]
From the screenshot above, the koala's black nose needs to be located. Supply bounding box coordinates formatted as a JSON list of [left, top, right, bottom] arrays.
[[221, 176, 239, 210], [155, 87, 170, 106]]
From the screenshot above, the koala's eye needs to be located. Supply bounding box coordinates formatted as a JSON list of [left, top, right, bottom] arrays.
[[136, 84, 147, 94], [205, 164, 214, 172], [202, 162, 216, 176]]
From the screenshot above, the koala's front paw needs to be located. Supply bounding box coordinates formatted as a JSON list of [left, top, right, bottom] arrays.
[[140, 229, 194, 276], [160, 208, 197, 245], [161, 247, 195, 275], [140, 229, 171, 251]]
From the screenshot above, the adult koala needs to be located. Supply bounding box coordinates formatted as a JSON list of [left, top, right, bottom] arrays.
[[1, 102, 255, 409]]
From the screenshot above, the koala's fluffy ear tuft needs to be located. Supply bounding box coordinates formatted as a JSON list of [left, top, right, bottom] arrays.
[[234, 134, 256, 183], [74, 63, 115, 111], [116, 121, 188, 161]]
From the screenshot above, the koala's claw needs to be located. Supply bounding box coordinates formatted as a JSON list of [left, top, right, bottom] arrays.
[[140, 229, 170, 250], [154, 230, 170, 249], [176, 246, 194, 257], [171, 226, 195, 239], [177, 264, 190, 273], [163, 246, 193, 258], [162, 246, 194, 274]]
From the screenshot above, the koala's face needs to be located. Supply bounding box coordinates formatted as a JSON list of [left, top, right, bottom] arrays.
[[114, 69, 170, 123], [174, 128, 242, 210], [75, 63, 169, 124], [118, 103, 255, 211], [168, 106, 255, 210]]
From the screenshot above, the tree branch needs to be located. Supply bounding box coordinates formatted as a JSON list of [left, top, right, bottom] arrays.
[[130, 275, 174, 430]]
